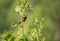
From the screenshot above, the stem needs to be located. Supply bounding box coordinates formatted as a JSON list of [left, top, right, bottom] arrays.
[[36, 27, 40, 41], [21, 23, 25, 41]]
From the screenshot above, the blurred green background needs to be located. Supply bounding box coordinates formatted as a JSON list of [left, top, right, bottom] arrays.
[[0, 0, 60, 41], [0, 0, 20, 33], [0, 0, 13, 33]]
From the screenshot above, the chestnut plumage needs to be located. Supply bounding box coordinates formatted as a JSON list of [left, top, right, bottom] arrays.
[[17, 17, 27, 24], [20, 17, 27, 22]]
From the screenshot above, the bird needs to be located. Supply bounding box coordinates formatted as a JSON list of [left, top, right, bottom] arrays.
[[18, 16, 27, 24], [12, 17, 27, 27]]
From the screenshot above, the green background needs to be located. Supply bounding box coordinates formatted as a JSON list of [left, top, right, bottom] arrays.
[[0, 0, 60, 41]]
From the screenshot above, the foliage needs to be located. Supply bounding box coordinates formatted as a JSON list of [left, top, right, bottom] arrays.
[[0, 0, 46, 41], [0, 18, 46, 41], [15, 0, 33, 17]]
